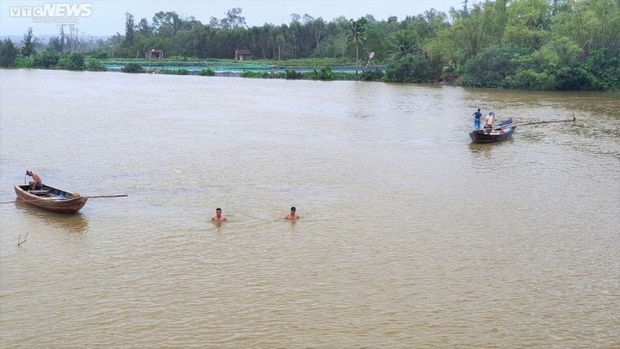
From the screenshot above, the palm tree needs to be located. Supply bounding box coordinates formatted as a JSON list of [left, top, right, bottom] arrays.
[[347, 18, 368, 65], [387, 30, 419, 60]]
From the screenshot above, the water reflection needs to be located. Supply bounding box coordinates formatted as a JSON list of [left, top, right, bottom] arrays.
[[15, 201, 89, 233]]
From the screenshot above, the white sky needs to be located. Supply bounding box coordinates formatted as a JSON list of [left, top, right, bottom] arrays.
[[0, 0, 460, 37]]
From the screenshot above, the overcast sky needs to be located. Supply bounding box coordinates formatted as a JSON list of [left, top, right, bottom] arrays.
[[0, 0, 460, 37]]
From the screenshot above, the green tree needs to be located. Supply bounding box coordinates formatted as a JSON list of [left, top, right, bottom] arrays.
[[554, 66, 594, 90], [552, 0, 620, 58], [387, 30, 420, 60], [582, 48, 620, 90], [124, 12, 136, 47], [506, 69, 556, 90], [22, 27, 37, 57], [502, 25, 548, 51], [384, 53, 434, 83], [312, 17, 326, 54], [121, 63, 144, 73], [34, 51, 60, 68], [543, 35, 581, 66], [0, 39, 19, 67], [137, 18, 152, 36], [347, 17, 367, 64], [66, 52, 86, 70], [362, 28, 386, 62], [406, 9, 449, 42], [59, 25, 66, 53], [221, 8, 246, 30], [47, 37, 63, 52], [502, 0, 551, 50], [152, 11, 182, 36], [442, 2, 505, 67], [87, 60, 107, 71], [461, 44, 523, 88]]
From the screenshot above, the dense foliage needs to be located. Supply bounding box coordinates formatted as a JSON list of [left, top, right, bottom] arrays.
[[0, 39, 19, 67], [461, 45, 525, 88], [121, 63, 144, 73], [87, 60, 108, 71], [1, 0, 618, 90]]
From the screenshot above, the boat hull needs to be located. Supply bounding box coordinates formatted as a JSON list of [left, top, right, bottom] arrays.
[[469, 127, 515, 143], [14, 184, 88, 214]]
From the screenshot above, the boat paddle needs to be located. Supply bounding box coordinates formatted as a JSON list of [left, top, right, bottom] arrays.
[[81, 194, 128, 199], [494, 116, 576, 130]]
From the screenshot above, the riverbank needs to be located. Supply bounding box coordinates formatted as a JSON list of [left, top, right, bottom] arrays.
[[105, 58, 387, 81], [4, 52, 390, 81]]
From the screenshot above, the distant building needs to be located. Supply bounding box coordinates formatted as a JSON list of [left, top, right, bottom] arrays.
[[146, 49, 164, 59], [235, 49, 252, 61]]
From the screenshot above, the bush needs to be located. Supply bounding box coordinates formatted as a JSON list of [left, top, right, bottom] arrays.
[[461, 45, 524, 88], [554, 66, 594, 91], [87, 60, 107, 71], [159, 69, 189, 75], [56, 56, 69, 69], [34, 51, 60, 68], [583, 48, 620, 91], [384, 54, 434, 83], [360, 68, 384, 81], [0, 39, 19, 67], [241, 71, 270, 78], [89, 51, 109, 59], [15, 56, 35, 68], [285, 69, 302, 80], [506, 69, 556, 90], [66, 52, 86, 70], [317, 66, 334, 80], [199, 69, 215, 76], [121, 63, 144, 73], [305, 66, 335, 80]]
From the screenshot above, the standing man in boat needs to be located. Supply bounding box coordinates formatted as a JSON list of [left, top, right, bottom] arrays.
[[484, 111, 495, 133], [285, 207, 300, 220], [212, 208, 227, 221], [473, 108, 483, 130], [26, 170, 42, 190]]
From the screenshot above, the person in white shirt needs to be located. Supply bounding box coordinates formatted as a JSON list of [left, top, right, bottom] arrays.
[[484, 111, 495, 133]]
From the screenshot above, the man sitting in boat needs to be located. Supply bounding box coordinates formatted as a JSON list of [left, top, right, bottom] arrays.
[[500, 116, 514, 125], [26, 170, 42, 190], [495, 116, 514, 130]]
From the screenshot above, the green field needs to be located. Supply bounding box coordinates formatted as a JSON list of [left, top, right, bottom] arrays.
[[100, 58, 383, 74]]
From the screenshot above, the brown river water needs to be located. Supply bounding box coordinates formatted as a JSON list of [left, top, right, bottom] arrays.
[[0, 69, 618, 348]]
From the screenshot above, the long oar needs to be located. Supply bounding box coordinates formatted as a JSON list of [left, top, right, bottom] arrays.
[[82, 194, 128, 199], [495, 116, 576, 130], [1, 194, 127, 204]]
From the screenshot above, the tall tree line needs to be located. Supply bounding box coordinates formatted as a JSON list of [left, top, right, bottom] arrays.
[[1, 0, 618, 90], [106, 1, 618, 62]]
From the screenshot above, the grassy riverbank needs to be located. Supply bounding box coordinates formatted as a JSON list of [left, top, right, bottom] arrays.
[[102, 57, 388, 81], [6, 51, 387, 81]]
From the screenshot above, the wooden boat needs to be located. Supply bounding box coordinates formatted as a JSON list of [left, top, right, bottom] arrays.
[[469, 116, 576, 144], [469, 120, 516, 144], [14, 184, 88, 214]]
